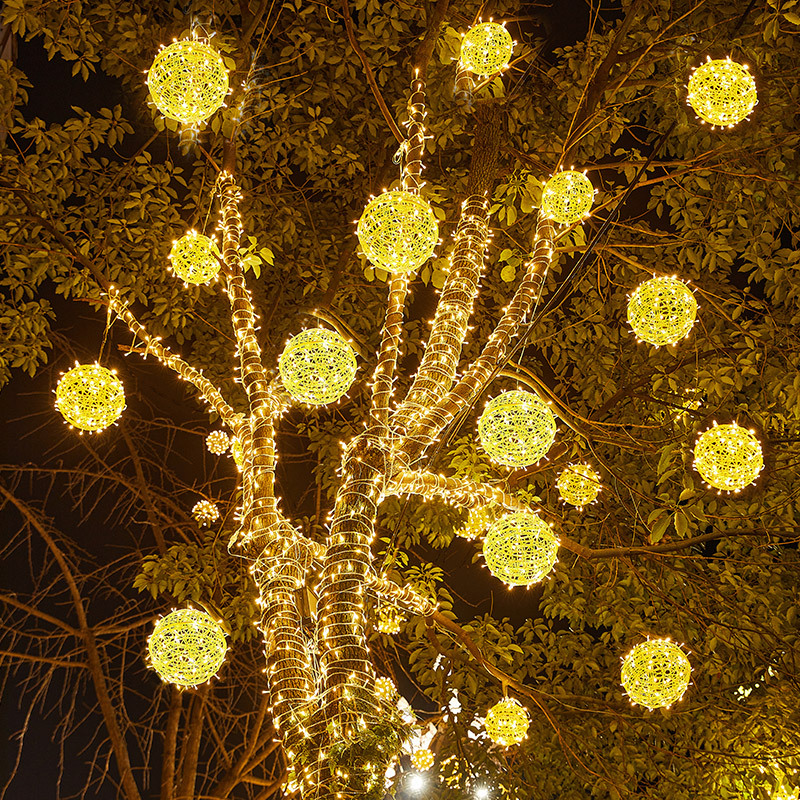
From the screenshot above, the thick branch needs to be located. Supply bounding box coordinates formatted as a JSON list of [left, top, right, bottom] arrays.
[[369, 574, 438, 617], [160, 688, 182, 800]]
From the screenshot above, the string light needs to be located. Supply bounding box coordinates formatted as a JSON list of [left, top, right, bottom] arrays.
[[478, 390, 556, 467], [168, 230, 221, 285], [55, 362, 125, 433], [694, 422, 763, 492], [410, 748, 435, 771], [621, 638, 691, 710], [483, 512, 558, 587], [192, 499, 220, 526], [687, 57, 757, 128], [206, 429, 231, 455], [230, 436, 244, 470], [627, 276, 697, 347], [375, 677, 396, 702], [540, 170, 594, 225], [377, 606, 404, 634], [459, 22, 514, 77], [456, 504, 496, 539], [556, 463, 601, 508], [484, 697, 529, 746]]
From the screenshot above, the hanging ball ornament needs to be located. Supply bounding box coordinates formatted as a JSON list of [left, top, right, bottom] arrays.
[[484, 697, 529, 746], [621, 639, 691, 710], [148, 608, 228, 688], [410, 748, 435, 771], [557, 463, 601, 508], [483, 512, 558, 587], [56, 363, 126, 433], [456, 504, 496, 540], [374, 676, 396, 702], [377, 606, 403, 634], [357, 190, 438, 274], [687, 57, 757, 128], [192, 500, 220, 526], [541, 170, 594, 225], [231, 436, 244, 470], [168, 231, 221, 285], [460, 22, 514, 77], [206, 430, 231, 455], [693, 422, 763, 492], [147, 39, 229, 125], [627, 276, 697, 347], [478, 390, 556, 467], [279, 328, 358, 405]]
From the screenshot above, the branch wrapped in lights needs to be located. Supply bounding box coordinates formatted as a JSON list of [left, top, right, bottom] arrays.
[[370, 574, 438, 618]]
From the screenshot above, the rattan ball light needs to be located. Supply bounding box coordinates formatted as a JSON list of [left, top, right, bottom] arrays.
[[627, 276, 697, 347], [231, 437, 244, 470], [483, 512, 558, 587], [192, 500, 220, 526], [478, 390, 556, 467], [147, 39, 229, 124], [694, 422, 763, 492], [456, 504, 495, 540], [460, 22, 514, 77], [357, 190, 438, 274], [557, 463, 601, 508], [484, 697, 529, 746], [377, 606, 403, 635], [168, 231, 221, 285], [374, 676, 396, 702], [621, 639, 691, 710], [410, 748, 435, 771], [148, 608, 228, 688], [206, 430, 230, 455], [687, 57, 757, 128], [541, 170, 594, 225], [56, 363, 126, 432], [279, 328, 358, 405]]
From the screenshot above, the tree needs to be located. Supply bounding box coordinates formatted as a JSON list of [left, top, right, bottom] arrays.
[[1, 0, 799, 799]]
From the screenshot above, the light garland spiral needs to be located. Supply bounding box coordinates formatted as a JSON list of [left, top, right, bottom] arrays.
[[460, 22, 514, 77], [621, 639, 691, 710], [55, 363, 126, 432], [541, 170, 594, 225], [484, 697, 529, 746], [557, 463, 601, 508], [410, 748, 435, 771], [693, 422, 763, 492], [483, 512, 558, 587], [192, 500, 220, 526], [206, 430, 231, 455], [687, 57, 757, 128], [168, 231, 221, 285], [627, 276, 697, 347]]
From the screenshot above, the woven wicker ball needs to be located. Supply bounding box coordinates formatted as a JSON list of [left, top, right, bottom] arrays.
[[192, 500, 220, 526], [627, 276, 697, 347], [557, 463, 601, 508], [694, 422, 763, 492], [357, 190, 438, 274], [231, 437, 244, 470], [460, 22, 514, 77], [377, 606, 403, 634], [687, 57, 757, 128], [56, 363, 125, 432], [478, 390, 556, 467], [541, 170, 594, 225], [206, 430, 230, 455], [279, 328, 358, 405], [483, 512, 558, 587], [374, 676, 396, 702], [456, 504, 495, 540], [168, 231, 221, 285], [410, 748, 435, 771], [148, 608, 228, 687], [484, 697, 529, 746], [621, 639, 691, 710], [147, 39, 229, 124]]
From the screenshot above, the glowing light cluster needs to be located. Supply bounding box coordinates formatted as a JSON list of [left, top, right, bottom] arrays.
[[541, 170, 594, 225], [231, 436, 244, 470], [557, 463, 601, 508], [694, 422, 763, 492], [55, 363, 125, 433], [478, 390, 556, 467], [483, 512, 558, 587], [168, 231, 221, 285], [206, 429, 230, 455], [456, 504, 495, 539], [147, 39, 229, 124], [627, 276, 697, 347], [377, 606, 403, 634], [687, 57, 757, 128], [148, 608, 228, 688], [192, 499, 220, 526], [460, 22, 514, 77], [621, 639, 691, 710], [484, 697, 529, 746], [410, 748, 435, 771], [374, 676, 396, 702], [279, 328, 358, 405], [357, 190, 438, 274]]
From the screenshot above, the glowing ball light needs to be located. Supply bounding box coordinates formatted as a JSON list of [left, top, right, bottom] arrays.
[[206, 430, 230, 455], [168, 231, 221, 285], [541, 170, 594, 225], [357, 190, 438, 274], [377, 606, 403, 634], [456, 504, 495, 540], [627, 276, 697, 347], [374, 676, 396, 702], [56, 363, 126, 433], [621, 639, 691, 710], [557, 463, 601, 508], [148, 608, 228, 688], [483, 512, 558, 587], [484, 697, 529, 746], [460, 22, 514, 77], [192, 500, 220, 526], [279, 328, 358, 405], [478, 390, 556, 467], [410, 748, 435, 771], [231, 436, 244, 470], [147, 39, 229, 124], [687, 57, 757, 128], [694, 422, 763, 492]]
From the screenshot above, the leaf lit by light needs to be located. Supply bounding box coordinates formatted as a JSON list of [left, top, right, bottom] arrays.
[[483, 512, 558, 587], [627, 276, 697, 347], [694, 422, 763, 492], [460, 22, 514, 77], [55, 363, 125, 433], [621, 638, 691, 710], [687, 57, 757, 128]]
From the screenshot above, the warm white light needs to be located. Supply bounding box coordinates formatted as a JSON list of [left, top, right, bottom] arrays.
[[407, 773, 426, 793]]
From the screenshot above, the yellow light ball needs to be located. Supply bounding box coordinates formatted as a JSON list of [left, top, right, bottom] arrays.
[[147, 39, 229, 124], [168, 231, 221, 285], [206, 430, 230, 455], [478, 390, 556, 468], [231, 436, 244, 470], [56, 363, 125, 432], [148, 608, 228, 688], [557, 463, 601, 508], [694, 422, 763, 492], [484, 697, 529, 746], [460, 22, 514, 77], [410, 748, 435, 771], [357, 190, 438, 274], [627, 276, 697, 347], [456, 504, 495, 540], [541, 170, 594, 225], [192, 500, 220, 526], [279, 328, 358, 405], [375, 676, 396, 702], [687, 57, 757, 128], [483, 512, 558, 587], [621, 639, 691, 710], [377, 606, 403, 634]]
